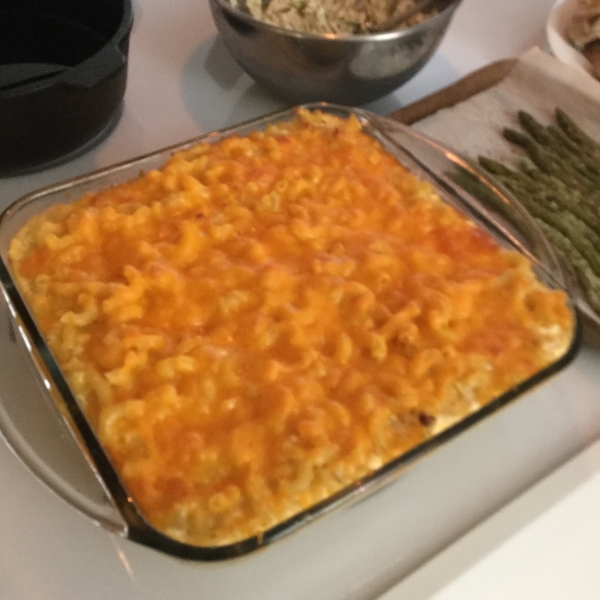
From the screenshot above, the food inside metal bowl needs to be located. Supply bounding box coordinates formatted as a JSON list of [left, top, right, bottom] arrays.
[[235, 0, 437, 35], [209, 0, 462, 104]]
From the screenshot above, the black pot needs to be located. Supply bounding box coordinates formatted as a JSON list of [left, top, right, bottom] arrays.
[[0, 0, 133, 175]]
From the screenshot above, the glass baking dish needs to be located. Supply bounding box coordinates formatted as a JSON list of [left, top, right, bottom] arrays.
[[0, 103, 582, 560]]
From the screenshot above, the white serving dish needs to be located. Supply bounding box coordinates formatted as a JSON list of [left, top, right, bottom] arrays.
[[547, 0, 598, 78]]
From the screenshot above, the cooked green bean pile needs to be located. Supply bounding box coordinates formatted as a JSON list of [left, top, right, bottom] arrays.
[[477, 108, 600, 313]]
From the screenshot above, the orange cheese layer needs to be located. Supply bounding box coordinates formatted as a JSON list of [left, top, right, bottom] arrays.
[[10, 109, 574, 546]]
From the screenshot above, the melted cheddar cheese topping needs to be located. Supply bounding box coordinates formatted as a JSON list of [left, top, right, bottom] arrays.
[[10, 109, 574, 546]]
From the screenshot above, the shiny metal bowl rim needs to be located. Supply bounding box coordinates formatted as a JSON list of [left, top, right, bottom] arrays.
[[211, 0, 460, 42]]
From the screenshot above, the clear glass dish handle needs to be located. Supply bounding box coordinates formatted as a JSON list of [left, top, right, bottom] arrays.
[[0, 295, 127, 534]]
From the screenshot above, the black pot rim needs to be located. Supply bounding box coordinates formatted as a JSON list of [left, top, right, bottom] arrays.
[[0, 0, 134, 176], [0, 0, 134, 99]]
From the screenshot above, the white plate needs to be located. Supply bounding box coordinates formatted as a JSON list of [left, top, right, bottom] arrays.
[[547, 0, 597, 78]]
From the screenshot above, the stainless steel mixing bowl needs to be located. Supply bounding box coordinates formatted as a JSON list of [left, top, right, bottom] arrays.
[[209, 0, 462, 105]]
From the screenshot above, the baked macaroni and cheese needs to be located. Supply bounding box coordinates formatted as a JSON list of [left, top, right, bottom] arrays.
[[9, 108, 574, 547]]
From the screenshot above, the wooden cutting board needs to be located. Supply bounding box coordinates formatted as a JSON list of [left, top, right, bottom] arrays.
[[387, 58, 518, 124]]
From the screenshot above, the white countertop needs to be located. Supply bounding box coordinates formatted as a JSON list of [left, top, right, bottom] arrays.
[[381, 438, 600, 600], [1, 1, 600, 598]]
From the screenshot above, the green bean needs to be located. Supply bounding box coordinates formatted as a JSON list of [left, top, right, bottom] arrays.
[[515, 170, 600, 233], [517, 111, 552, 144], [477, 156, 513, 177], [495, 174, 600, 270], [448, 166, 533, 240], [537, 222, 600, 313], [555, 108, 600, 156], [548, 124, 600, 167], [518, 112, 600, 187], [505, 127, 595, 191], [480, 158, 600, 235], [477, 109, 600, 310]]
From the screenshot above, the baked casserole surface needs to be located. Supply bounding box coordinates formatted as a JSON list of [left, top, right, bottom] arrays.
[[9, 109, 574, 546]]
